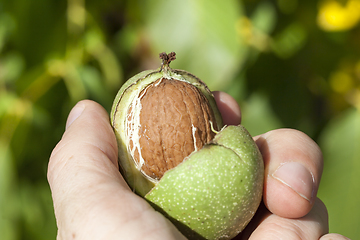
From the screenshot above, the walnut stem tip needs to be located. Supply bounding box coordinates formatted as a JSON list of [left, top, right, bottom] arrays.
[[160, 52, 176, 69]]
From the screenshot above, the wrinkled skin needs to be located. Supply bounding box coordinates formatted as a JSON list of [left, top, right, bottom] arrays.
[[48, 92, 350, 240]]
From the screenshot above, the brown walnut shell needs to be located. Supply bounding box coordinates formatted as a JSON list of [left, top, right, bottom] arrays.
[[110, 52, 223, 195], [127, 78, 218, 180]]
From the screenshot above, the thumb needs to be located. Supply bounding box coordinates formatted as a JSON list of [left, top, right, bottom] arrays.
[[48, 100, 121, 189], [48, 100, 126, 239], [48, 100, 184, 240]]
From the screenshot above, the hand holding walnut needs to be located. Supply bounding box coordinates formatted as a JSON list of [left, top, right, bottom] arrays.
[[48, 96, 349, 240]]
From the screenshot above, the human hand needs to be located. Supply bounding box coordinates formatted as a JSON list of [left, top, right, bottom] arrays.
[[48, 93, 350, 240]]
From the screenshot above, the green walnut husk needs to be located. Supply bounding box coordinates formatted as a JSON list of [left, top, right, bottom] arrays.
[[110, 52, 264, 240]]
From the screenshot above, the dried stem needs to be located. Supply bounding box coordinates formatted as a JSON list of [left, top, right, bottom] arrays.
[[159, 52, 176, 68]]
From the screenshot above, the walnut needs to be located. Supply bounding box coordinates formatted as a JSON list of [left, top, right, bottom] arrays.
[[110, 52, 264, 240], [127, 78, 218, 180]]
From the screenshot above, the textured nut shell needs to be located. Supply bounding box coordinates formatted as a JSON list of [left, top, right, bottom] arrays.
[[128, 78, 218, 180], [110, 67, 223, 196]]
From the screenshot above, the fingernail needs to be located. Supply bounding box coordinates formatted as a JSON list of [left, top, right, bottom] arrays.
[[272, 162, 315, 202], [66, 102, 85, 129]]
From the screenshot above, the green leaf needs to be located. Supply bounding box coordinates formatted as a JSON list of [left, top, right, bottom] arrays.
[[251, 1, 277, 33], [0, 13, 16, 52], [19, 183, 57, 240], [0, 92, 17, 118], [0, 141, 20, 240], [0, 52, 25, 84], [270, 22, 307, 58], [241, 92, 283, 136], [318, 108, 360, 239], [84, 29, 123, 90], [80, 65, 113, 106], [142, 0, 246, 90]]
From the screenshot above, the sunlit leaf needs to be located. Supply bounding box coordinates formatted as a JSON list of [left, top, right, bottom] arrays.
[[84, 28, 124, 90], [0, 92, 17, 117], [251, 1, 277, 34], [0, 52, 25, 84], [63, 62, 87, 102], [142, 0, 246, 90], [318, 108, 360, 239], [80, 65, 113, 106], [241, 92, 283, 136], [270, 22, 307, 58]]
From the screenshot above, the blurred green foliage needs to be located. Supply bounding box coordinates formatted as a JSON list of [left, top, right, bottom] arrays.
[[1, 0, 359, 239]]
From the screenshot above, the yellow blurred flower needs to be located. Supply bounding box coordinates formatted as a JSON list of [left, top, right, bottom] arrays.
[[329, 70, 354, 94], [317, 0, 360, 31]]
